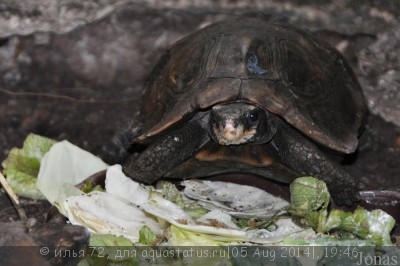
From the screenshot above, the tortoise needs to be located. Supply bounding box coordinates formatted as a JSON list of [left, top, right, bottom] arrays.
[[116, 18, 366, 206]]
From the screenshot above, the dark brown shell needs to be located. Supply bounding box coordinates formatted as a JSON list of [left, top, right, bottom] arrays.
[[136, 18, 366, 154]]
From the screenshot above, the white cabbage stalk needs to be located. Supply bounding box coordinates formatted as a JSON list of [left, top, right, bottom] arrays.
[[36, 141, 309, 245], [63, 191, 161, 242], [105, 164, 149, 206], [196, 209, 239, 229], [182, 180, 289, 218], [143, 195, 248, 241], [37, 140, 109, 209]]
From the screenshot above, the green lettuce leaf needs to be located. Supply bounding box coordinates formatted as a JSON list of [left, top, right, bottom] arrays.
[[2, 134, 56, 199], [90, 233, 133, 247], [138, 225, 162, 246], [289, 176, 395, 246]]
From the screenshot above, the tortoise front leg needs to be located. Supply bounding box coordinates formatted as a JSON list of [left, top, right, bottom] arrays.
[[123, 112, 211, 184], [272, 123, 360, 206]]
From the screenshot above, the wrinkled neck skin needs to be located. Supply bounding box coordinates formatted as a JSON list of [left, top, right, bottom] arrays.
[[208, 102, 281, 145]]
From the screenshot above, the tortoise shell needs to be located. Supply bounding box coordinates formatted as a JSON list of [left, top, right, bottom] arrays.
[[135, 18, 366, 154]]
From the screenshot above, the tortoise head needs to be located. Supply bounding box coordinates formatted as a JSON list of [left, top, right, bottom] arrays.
[[209, 102, 280, 145]]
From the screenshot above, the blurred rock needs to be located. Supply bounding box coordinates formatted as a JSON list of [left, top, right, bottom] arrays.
[[0, 0, 129, 37], [1, 0, 399, 37], [358, 26, 400, 127]]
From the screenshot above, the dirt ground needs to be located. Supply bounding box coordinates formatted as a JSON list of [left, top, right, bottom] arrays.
[[0, 0, 399, 263]]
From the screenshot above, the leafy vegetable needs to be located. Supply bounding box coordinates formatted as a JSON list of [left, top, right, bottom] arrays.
[[289, 176, 395, 245], [323, 208, 395, 245], [37, 140, 109, 205], [2, 134, 56, 199], [168, 225, 234, 246], [105, 164, 149, 206], [138, 225, 162, 246], [156, 181, 185, 208], [82, 182, 104, 193], [90, 233, 133, 247], [86, 234, 136, 264], [182, 180, 289, 219], [63, 191, 162, 243]]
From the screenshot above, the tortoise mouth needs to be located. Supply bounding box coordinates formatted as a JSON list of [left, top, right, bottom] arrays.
[[211, 122, 257, 145]]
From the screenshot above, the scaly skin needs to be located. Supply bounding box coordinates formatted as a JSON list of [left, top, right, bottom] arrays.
[[271, 122, 360, 206], [123, 112, 210, 183]]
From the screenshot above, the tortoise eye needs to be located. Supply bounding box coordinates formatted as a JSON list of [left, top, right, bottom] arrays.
[[246, 110, 259, 125]]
